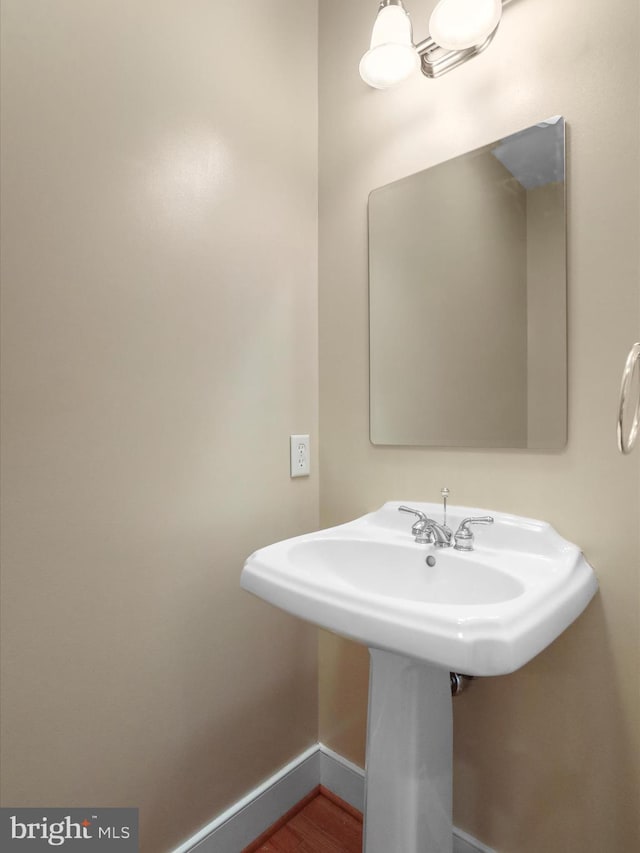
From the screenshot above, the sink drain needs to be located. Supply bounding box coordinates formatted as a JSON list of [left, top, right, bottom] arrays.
[[425, 555, 436, 567]]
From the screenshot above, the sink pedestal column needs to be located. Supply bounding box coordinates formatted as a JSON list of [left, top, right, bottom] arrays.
[[364, 649, 453, 853]]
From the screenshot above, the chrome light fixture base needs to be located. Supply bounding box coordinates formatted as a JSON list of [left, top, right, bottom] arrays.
[[416, 27, 498, 79]]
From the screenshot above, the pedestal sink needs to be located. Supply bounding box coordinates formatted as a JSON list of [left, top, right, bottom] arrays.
[[241, 501, 598, 852]]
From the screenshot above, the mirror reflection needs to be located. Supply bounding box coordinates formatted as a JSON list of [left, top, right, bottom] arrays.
[[369, 117, 567, 449]]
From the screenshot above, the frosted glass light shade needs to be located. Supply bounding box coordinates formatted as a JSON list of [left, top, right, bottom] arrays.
[[359, 4, 420, 90], [429, 0, 502, 51]]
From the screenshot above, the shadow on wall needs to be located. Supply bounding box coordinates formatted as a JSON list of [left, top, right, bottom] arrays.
[[320, 632, 370, 766], [453, 595, 637, 852]]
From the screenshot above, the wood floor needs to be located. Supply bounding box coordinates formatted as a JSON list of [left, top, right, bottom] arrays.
[[242, 786, 363, 853]]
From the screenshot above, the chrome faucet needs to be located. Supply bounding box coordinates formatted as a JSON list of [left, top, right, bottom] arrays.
[[398, 506, 453, 548], [425, 519, 453, 548], [399, 498, 494, 552]]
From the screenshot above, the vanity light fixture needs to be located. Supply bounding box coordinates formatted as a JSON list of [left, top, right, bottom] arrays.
[[360, 0, 504, 89], [359, 1, 421, 89]]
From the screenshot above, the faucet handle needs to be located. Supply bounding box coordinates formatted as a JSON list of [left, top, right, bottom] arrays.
[[398, 506, 436, 543], [454, 516, 494, 551], [398, 506, 428, 536], [398, 506, 427, 523]]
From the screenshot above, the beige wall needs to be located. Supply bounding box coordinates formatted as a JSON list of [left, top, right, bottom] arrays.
[[319, 2, 639, 852], [0, 2, 319, 851]]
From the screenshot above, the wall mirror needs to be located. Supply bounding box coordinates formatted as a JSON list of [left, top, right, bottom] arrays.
[[368, 117, 567, 449]]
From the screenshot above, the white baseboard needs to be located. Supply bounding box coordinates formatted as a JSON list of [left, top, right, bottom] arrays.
[[171, 746, 320, 853], [318, 743, 365, 813], [171, 743, 496, 853], [454, 826, 497, 853]]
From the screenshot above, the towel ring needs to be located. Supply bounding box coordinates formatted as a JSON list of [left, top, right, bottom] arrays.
[[617, 342, 640, 454]]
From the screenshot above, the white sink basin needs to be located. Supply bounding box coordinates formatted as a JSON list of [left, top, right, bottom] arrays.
[[287, 539, 524, 605], [241, 501, 598, 676]]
